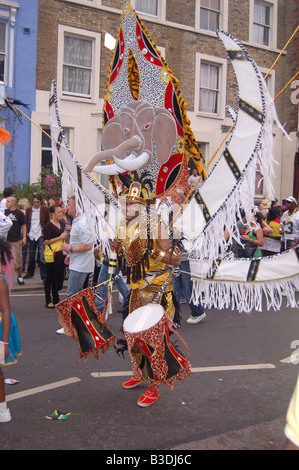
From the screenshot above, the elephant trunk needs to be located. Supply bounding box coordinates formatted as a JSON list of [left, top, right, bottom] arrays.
[[84, 135, 141, 174]]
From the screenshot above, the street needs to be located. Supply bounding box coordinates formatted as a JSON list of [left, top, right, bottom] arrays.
[[1, 281, 299, 452]]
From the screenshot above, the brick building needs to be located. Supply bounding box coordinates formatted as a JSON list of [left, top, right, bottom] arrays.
[[33, 0, 298, 202]]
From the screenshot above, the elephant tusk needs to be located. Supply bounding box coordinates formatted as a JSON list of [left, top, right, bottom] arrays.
[[113, 152, 150, 171], [92, 154, 138, 176], [93, 163, 125, 175]]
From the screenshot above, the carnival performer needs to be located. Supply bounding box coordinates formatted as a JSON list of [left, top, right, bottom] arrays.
[[0, 237, 22, 423], [110, 182, 182, 407]]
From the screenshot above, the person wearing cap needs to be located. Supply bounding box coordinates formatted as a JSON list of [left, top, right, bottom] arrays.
[[280, 196, 299, 250]]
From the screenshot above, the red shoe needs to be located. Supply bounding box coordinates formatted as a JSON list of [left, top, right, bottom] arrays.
[[122, 376, 144, 389], [137, 387, 159, 407]]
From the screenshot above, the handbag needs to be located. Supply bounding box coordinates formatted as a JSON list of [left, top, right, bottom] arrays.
[[240, 231, 258, 258], [44, 240, 66, 291], [44, 239, 63, 263]]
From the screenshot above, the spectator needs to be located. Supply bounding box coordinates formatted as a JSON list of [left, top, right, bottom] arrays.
[[262, 206, 282, 256], [43, 205, 69, 308], [240, 211, 264, 258], [0, 187, 13, 212], [259, 198, 271, 218], [24, 194, 50, 283], [5, 196, 27, 285], [231, 210, 247, 258], [188, 169, 200, 191], [18, 198, 30, 272], [280, 196, 299, 250], [57, 196, 94, 334], [173, 248, 206, 324]]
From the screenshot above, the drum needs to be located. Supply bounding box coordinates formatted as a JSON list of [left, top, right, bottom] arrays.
[[123, 303, 192, 390], [55, 288, 116, 361]]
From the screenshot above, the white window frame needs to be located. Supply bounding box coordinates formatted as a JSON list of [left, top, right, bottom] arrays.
[[57, 25, 101, 103], [249, 0, 277, 49], [0, 20, 7, 84], [196, 0, 228, 34], [195, 53, 227, 119]]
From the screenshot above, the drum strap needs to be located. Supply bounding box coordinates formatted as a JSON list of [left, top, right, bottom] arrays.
[[138, 267, 170, 290]]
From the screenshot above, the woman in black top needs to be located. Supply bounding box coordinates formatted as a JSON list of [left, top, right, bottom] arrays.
[[43, 205, 69, 308]]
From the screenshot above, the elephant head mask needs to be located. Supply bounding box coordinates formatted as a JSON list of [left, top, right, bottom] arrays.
[[84, 100, 177, 175]]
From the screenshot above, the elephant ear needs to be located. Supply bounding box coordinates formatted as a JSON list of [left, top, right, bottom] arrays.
[[102, 118, 122, 150], [152, 109, 177, 164]]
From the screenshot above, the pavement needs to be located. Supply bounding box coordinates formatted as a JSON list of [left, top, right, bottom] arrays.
[[12, 273, 47, 293]]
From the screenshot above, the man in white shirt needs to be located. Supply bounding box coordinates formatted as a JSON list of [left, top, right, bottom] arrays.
[[24, 194, 50, 282], [280, 196, 299, 250], [188, 169, 200, 191], [61, 196, 94, 296], [57, 196, 94, 335]]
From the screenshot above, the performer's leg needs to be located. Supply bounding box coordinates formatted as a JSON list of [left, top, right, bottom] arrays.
[[114, 273, 130, 309]]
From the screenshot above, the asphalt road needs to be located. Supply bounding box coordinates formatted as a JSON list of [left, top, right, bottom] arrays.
[[1, 282, 299, 452]]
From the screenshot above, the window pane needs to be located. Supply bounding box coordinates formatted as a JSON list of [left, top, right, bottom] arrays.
[[253, 23, 269, 46], [42, 127, 51, 148], [63, 65, 91, 95], [254, 2, 270, 26], [63, 35, 93, 95], [136, 0, 158, 15], [0, 23, 6, 52], [199, 62, 219, 114], [64, 36, 92, 68], [253, 2, 271, 46], [42, 150, 52, 169], [0, 55, 4, 82], [200, 1, 220, 32], [209, 10, 219, 30], [200, 9, 209, 30]]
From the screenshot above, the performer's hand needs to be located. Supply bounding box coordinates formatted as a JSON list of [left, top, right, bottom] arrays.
[[61, 243, 70, 252], [110, 238, 120, 251], [64, 254, 70, 265]]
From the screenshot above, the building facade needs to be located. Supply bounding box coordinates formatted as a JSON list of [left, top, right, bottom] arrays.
[[0, 0, 38, 191], [31, 0, 299, 202]]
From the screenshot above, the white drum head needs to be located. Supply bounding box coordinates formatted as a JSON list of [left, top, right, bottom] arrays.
[[123, 303, 164, 333]]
